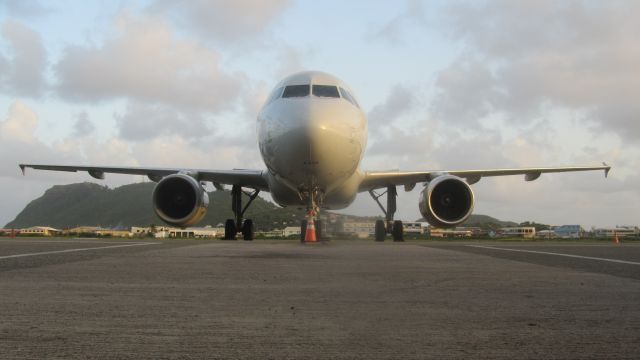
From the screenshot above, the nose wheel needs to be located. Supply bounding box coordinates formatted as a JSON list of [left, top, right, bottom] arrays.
[[369, 186, 404, 242], [223, 185, 260, 240]]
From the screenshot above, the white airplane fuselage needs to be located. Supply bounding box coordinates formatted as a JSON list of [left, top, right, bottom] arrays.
[[257, 71, 367, 209]]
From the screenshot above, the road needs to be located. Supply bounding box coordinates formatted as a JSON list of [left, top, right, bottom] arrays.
[[1, 238, 639, 359]]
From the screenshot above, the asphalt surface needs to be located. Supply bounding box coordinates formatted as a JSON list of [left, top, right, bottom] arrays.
[[1, 238, 639, 359]]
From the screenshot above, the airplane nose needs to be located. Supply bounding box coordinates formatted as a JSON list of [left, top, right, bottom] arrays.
[[302, 103, 363, 183], [259, 100, 365, 191]]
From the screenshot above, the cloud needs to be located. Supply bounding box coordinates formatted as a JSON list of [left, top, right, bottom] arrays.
[[430, 58, 500, 127], [0, 102, 123, 178], [114, 101, 210, 141], [367, 0, 426, 44], [0, 1, 50, 18], [147, 0, 292, 44], [54, 13, 244, 112], [0, 101, 39, 143], [0, 21, 47, 97], [437, 1, 640, 142], [72, 111, 95, 137], [367, 84, 417, 131], [129, 135, 261, 170], [272, 46, 307, 80]]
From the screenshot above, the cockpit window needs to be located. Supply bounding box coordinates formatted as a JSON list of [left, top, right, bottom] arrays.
[[339, 87, 359, 108], [312, 85, 340, 98], [282, 84, 310, 98]]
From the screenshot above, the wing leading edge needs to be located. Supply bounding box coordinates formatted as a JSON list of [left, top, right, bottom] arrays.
[[18, 164, 269, 190], [359, 164, 611, 192]]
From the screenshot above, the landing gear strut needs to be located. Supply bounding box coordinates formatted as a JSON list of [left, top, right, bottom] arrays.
[[369, 185, 403, 242], [300, 188, 324, 243], [224, 185, 260, 240]]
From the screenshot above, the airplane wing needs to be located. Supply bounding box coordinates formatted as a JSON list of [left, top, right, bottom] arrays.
[[18, 164, 269, 190], [358, 164, 611, 191]]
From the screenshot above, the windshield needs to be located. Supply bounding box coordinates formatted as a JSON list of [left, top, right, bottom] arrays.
[[282, 85, 310, 98]]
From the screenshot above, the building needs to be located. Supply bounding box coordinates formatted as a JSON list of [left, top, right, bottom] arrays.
[[131, 227, 151, 236], [283, 226, 301, 237], [593, 226, 639, 238], [96, 229, 133, 237], [429, 227, 473, 238], [155, 226, 222, 238], [553, 225, 584, 238], [403, 222, 427, 234], [65, 226, 102, 235], [343, 222, 375, 238], [0, 229, 19, 236], [456, 227, 488, 237], [498, 227, 536, 238], [20, 226, 61, 236], [536, 230, 558, 239]]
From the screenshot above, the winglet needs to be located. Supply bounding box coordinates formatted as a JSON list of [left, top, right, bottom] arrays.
[[603, 162, 611, 178], [19, 164, 26, 175]]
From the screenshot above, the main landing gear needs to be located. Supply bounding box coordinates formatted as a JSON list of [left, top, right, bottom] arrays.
[[224, 185, 260, 241], [369, 185, 404, 242]]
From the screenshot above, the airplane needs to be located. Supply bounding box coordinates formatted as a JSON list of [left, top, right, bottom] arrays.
[[20, 71, 610, 241]]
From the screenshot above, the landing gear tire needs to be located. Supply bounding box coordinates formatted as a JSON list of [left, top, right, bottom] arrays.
[[300, 220, 307, 243], [242, 219, 254, 241], [224, 219, 236, 240], [375, 220, 386, 242], [392, 220, 404, 242]]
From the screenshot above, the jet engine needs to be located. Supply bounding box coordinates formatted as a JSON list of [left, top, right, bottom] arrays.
[[152, 174, 209, 227], [419, 175, 475, 228]]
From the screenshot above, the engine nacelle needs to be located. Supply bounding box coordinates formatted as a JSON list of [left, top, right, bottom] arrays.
[[419, 175, 475, 228], [152, 174, 209, 227]]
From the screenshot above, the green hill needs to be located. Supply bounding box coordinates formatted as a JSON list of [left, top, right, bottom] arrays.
[[5, 182, 307, 230], [6, 182, 521, 231], [461, 214, 519, 228], [416, 214, 518, 229]]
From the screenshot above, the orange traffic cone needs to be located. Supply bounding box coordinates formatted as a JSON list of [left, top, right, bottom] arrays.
[[305, 217, 317, 242], [613, 232, 620, 245]]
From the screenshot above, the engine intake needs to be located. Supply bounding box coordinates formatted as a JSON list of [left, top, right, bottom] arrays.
[[419, 175, 475, 228], [152, 174, 209, 227]]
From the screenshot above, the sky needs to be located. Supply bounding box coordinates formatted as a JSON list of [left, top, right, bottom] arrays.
[[0, 0, 638, 229]]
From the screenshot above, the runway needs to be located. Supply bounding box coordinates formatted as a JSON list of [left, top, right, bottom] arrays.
[[1, 238, 639, 359]]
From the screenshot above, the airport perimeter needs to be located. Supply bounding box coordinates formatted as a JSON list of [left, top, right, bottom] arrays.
[[1, 238, 639, 359]]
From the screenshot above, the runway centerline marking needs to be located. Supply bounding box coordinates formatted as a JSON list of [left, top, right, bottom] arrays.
[[0, 242, 159, 260], [467, 245, 640, 266]]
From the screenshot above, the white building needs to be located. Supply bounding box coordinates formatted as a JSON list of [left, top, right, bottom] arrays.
[[498, 227, 536, 238], [283, 227, 301, 237], [403, 222, 427, 234], [429, 228, 473, 238], [131, 227, 151, 235], [343, 222, 375, 238], [594, 226, 639, 238], [155, 226, 222, 238]]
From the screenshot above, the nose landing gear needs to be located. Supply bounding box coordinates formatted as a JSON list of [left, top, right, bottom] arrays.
[[369, 185, 404, 242], [300, 189, 324, 243]]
